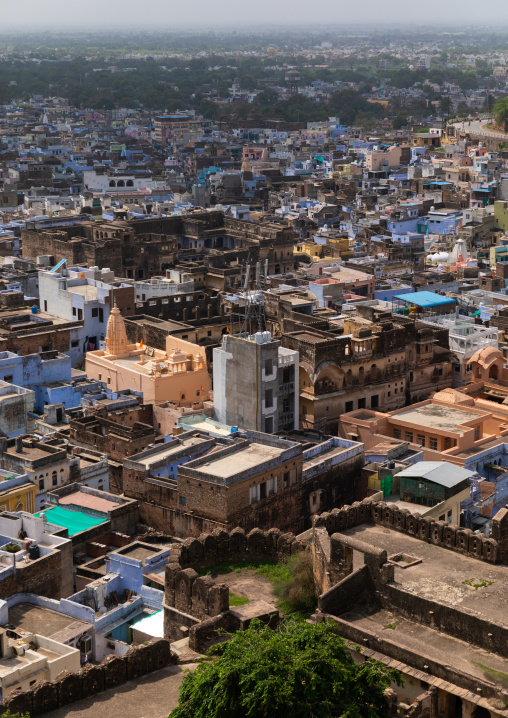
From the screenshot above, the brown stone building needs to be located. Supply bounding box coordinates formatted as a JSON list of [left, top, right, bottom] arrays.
[[122, 430, 364, 538], [68, 401, 161, 493], [280, 304, 454, 433]]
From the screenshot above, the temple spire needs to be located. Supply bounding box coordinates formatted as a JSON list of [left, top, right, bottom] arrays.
[[105, 302, 128, 356]]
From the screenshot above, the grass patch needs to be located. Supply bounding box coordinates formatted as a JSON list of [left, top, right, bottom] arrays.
[[472, 662, 508, 687], [199, 560, 292, 583], [384, 623, 396, 630], [200, 555, 317, 615], [462, 578, 494, 590], [228, 592, 249, 607]]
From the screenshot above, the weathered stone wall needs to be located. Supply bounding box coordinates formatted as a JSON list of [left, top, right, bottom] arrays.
[[0, 638, 175, 717], [169, 526, 307, 572], [313, 499, 501, 564], [317, 613, 506, 705], [163, 526, 307, 641]]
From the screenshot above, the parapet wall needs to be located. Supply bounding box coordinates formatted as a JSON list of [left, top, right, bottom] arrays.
[[1, 638, 174, 717], [313, 499, 503, 564]]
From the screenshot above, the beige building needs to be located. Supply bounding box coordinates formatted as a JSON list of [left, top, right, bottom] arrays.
[[86, 304, 210, 404], [0, 627, 79, 699]]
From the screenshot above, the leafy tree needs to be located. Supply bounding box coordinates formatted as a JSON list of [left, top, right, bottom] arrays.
[[170, 617, 402, 718], [494, 97, 508, 128]]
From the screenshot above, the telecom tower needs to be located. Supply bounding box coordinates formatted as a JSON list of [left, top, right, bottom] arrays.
[[229, 260, 268, 337]]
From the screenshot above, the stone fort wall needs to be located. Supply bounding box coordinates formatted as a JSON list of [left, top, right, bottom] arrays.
[[313, 498, 504, 564], [1, 638, 174, 717]]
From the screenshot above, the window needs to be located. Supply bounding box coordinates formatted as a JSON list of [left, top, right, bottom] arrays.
[[71, 340, 79, 348], [180, 496, 186, 506], [474, 426, 480, 440], [417, 434, 425, 447], [358, 398, 366, 409], [72, 307, 76, 316], [99, 307, 104, 323], [404, 432, 413, 442], [466, 363, 472, 373], [345, 401, 353, 413], [98, 374, 102, 381], [429, 437, 438, 450], [265, 358, 273, 375], [283, 472, 290, 489], [207, 330, 212, 337], [3, 375, 12, 383], [39, 479, 44, 491], [394, 388, 398, 394], [283, 397, 290, 413], [52, 472, 58, 487], [371, 395, 379, 409], [409, 371, 414, 382], [264, 416, 274, 433], [259, 481, 266, 500], [44, 300, 47, 312], [265, 389, 273, 408], [393, 428, 401, 439], [91, 308, 98, 317], [77, 308, 83, 321], [454, 364, 460, 373]]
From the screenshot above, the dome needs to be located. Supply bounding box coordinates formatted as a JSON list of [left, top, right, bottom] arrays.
[[470, 346, 503, 369]]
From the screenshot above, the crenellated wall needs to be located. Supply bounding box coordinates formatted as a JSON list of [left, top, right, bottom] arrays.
[[163, 525, 307, 643], [313, 498, 505, 564], [0, 638, 174, 717]]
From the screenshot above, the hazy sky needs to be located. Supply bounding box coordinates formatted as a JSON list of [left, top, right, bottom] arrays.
[[3, 0, 508, 29]]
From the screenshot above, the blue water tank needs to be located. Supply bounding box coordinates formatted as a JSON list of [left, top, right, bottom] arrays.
[[31, 305, 38, 314]]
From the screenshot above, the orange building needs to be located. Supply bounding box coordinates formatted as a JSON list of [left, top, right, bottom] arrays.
[[85, 304, 210, 405]]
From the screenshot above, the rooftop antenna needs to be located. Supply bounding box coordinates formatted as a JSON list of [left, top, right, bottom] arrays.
[[229, 261, 267, 337]]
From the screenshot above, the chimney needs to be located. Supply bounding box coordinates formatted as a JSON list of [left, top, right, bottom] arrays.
[[15, 437, 23, 453]]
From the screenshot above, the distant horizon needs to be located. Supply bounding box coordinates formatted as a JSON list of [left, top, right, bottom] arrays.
[[2, 0, 508, 31]]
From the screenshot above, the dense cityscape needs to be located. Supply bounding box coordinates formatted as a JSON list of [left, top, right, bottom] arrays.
[[1, 22, 508, 718]]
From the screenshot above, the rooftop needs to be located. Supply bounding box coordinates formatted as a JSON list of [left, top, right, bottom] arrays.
[[8, 602, 90, 643], [395, 461, 476, 488], [394, 403, 479, 435], [58, 491, 117, 514], [344, 523, 508, 624], [197, 443, 284, 479], [394, 290, 456, 308]]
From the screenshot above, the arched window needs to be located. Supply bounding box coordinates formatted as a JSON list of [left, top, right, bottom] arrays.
[[117, 180, 125, 187], [126, 179, 134, 187], [109, 180, 116, 187]]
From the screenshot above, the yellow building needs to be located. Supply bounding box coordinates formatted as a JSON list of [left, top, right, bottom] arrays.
[[0, 471, 36, 513], [294, 242, 322, 261], [494, 200, 508, 232]]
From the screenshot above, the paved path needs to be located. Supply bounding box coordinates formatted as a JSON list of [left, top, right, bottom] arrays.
[[44, 664, 197, 718], [452, 118, 508, 139]]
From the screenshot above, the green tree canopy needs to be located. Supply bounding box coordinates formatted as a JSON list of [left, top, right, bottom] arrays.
[[170, 618, 402, 718]]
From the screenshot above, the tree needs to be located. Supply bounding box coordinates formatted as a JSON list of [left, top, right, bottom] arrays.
[[170, 617, 402, 718]]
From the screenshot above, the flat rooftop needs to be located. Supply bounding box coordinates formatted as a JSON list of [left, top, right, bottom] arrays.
[[59, 491, 117, 514], [135, 437, 207, 467], [8, 602, 90, 643], [66, 284, 99, 300], [343, 523, 508, 625], [340, 604, 508, 694], [394, 404, 477, 435], [117, 544, 159, 562], [180, 420, 231, 437], [198, 443, 284, 479]]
